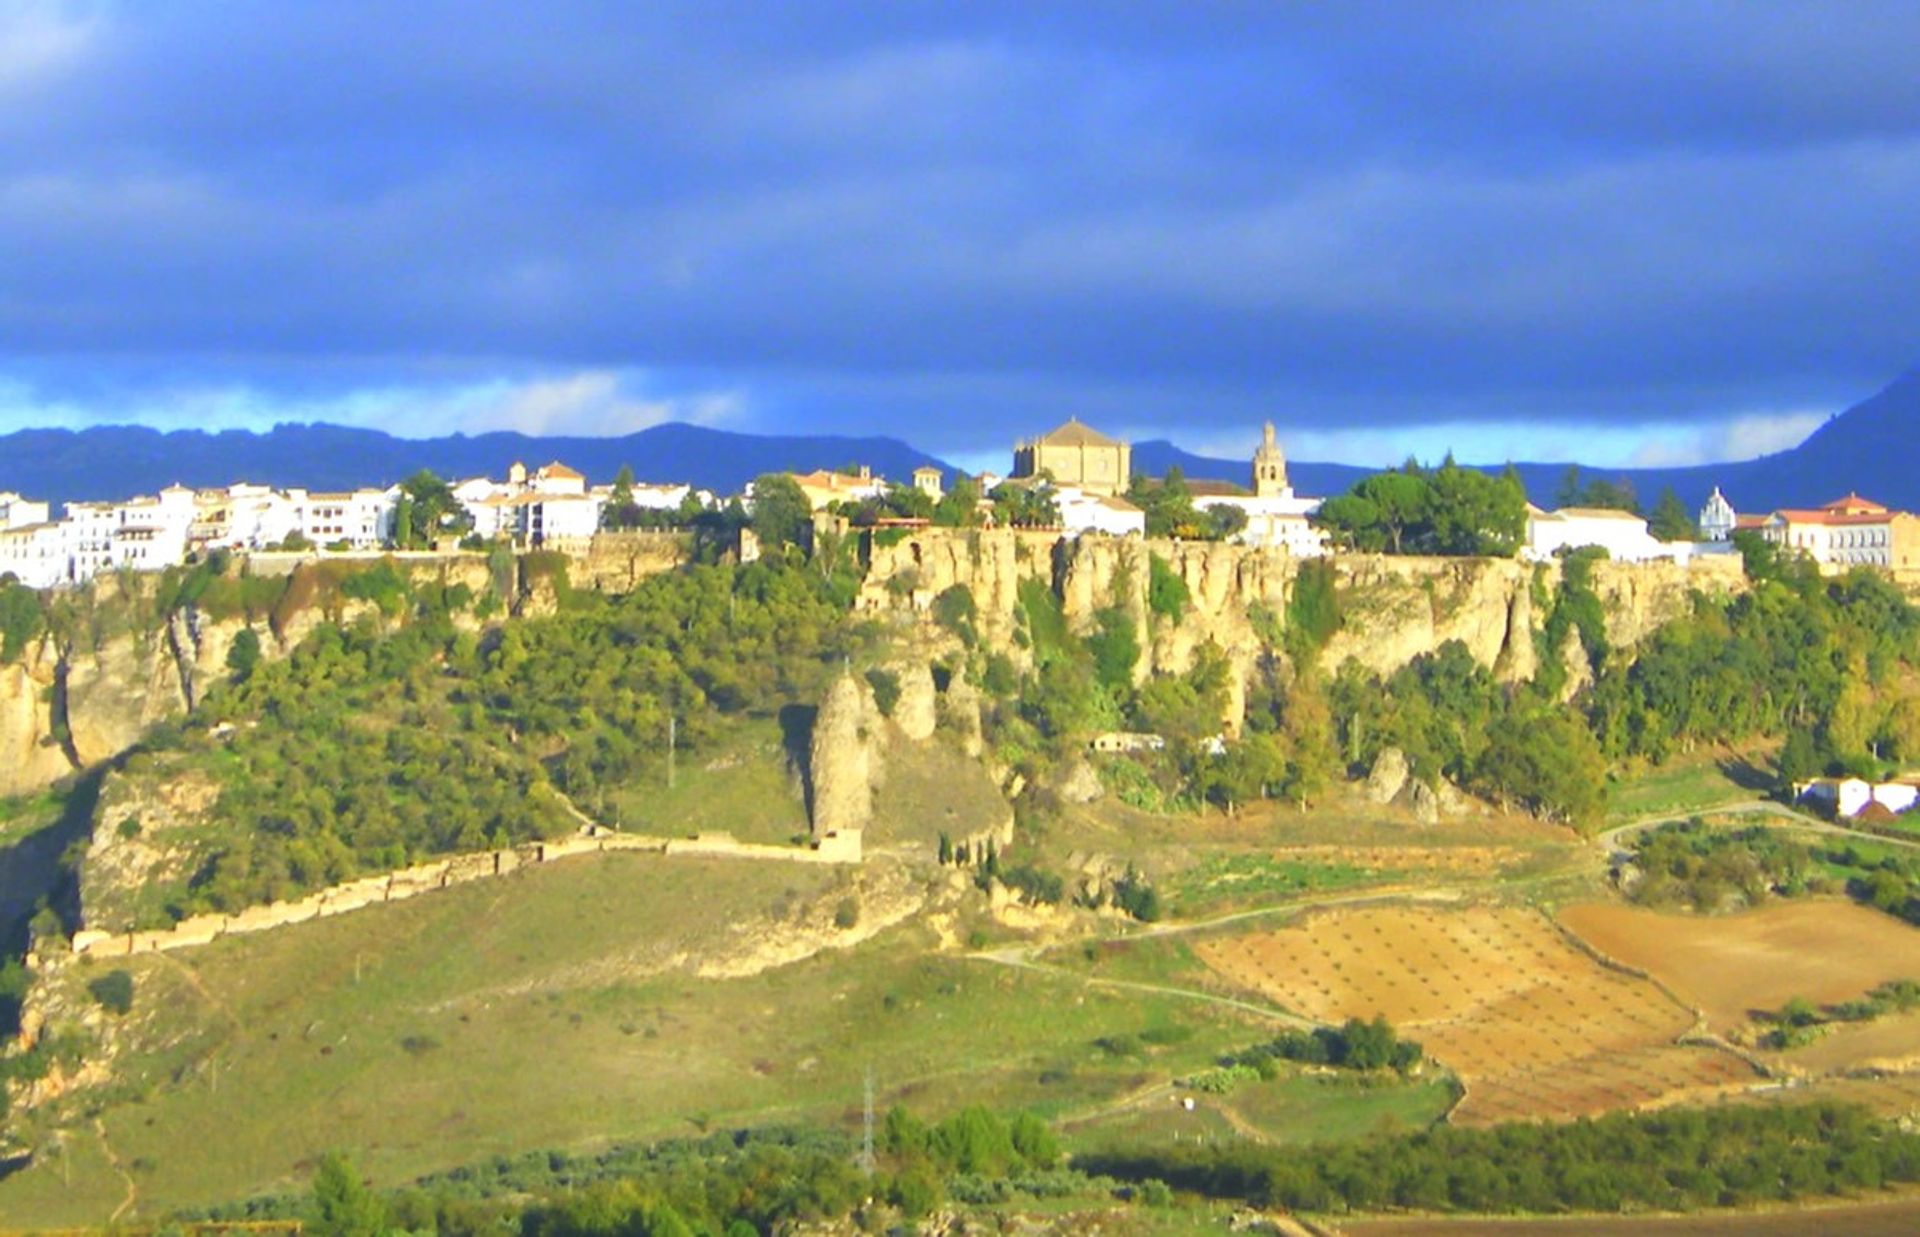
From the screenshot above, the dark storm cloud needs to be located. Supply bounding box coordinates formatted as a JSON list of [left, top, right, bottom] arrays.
[[1, 1, 1917, 456]]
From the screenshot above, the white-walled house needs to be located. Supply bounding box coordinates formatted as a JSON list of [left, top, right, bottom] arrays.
[[1524, 506, 1676, 563], [288, 488, 396, 548], [0, 492, 50, 531], [1181, 423, 1328, 555], [459, 461, 603, 546], [0, 521, 68, 589], [1797, 777, 1920, 820], [1055, 486, 1146, 537]]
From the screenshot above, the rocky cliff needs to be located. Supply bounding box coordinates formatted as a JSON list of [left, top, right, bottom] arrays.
[[0, 540, 692, 801], [857, 529, 1747, 728]]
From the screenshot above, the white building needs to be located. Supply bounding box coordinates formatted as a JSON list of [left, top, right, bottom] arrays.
[[108, 484, 198, 570], [289, 488, 396, 549], [459, 461, 603, 546], [1524, 506, 1677, 563], [191, 483, 303, 552], [0, 492, 50, 531], [1698, 487, 1737, 542], [1759, 494, 1918, 571], [1055, 486, 1146, 537], [1187, 423, 1329, 556], [0, 521, 68, 589], [1797, 777, 1920, 820], [590, 480, 713, 513]]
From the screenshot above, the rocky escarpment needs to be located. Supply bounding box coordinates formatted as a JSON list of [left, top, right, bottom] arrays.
[[857, 528, 1748, 731], [0, 542, 688, 801]]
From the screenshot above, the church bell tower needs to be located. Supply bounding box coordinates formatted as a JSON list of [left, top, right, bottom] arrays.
[[1252, 421, 1290, 498]]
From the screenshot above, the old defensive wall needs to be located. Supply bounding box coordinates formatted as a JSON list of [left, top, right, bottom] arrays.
[[62, 826, 861, 964]]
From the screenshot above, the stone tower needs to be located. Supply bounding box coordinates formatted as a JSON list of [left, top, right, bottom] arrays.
[[1252, 421, 1290, 498]]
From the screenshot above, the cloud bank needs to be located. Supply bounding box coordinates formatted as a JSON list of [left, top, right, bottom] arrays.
[[0, 2, 1915, 462]]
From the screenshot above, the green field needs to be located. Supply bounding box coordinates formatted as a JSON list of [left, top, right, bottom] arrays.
[[4, 847, 1424, 1226], [1605, 749, 1775, 824]]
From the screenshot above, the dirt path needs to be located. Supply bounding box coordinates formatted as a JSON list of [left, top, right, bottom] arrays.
[[1598, 800, 1920, 858], [93, 1117, 137, 1224], [966, 886, 1474, 1032]]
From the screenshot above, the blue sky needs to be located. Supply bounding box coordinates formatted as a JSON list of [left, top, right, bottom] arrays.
[[2, 1, 1917, 470]]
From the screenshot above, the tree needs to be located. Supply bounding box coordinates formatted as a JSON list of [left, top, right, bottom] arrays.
[[310, 1153, 386, 1237], [602, 464, 642, 531], [396, 470, 472, 547], [1649, 487, 1696, 541], [932, 473, 982, 527], [1207, 502, 1250, 540], [226, 626, 263, 683], [749, 473, 813, 550]]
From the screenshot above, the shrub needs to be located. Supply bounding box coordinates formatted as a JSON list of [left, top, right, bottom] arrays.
[[89, 969, 135, 1016], [1147, 554, 1189, 622]]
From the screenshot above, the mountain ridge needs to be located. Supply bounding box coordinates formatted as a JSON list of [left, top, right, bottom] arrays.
[[2, 369, 1915, 515]]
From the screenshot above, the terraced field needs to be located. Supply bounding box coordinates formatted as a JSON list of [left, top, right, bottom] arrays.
[[1194, 905, 1758, 1125]]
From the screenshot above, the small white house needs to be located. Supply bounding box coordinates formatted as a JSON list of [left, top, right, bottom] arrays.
[[1055, 487, 1146, 537], [1796, 777, 1920, 819], [1524, 506, 1674, 563], [0, 492, 50, 532]]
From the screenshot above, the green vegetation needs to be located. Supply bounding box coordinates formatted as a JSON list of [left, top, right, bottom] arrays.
[[0, 853, 1274, 1225], [105, 554, 866, 921], [1084, 1102, 1920, 1214], [1166, 854, 1380, 916], [0, 576, 45, 661], [1593, 557, 1920, 772], [1314, 457, 1528, 557], [1222, 1016, 1424, 1074], [1625, 820, 1920, 924], [1755, 980, 1920, 1048], [1126, 469, 1246, 541], [1555, 465, 1643, 514], [86, 968, 134, 1016]]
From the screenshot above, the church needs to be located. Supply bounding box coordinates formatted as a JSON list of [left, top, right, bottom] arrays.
[[1187, 422, 1327, 555], [1011, 418, 1132, 496]]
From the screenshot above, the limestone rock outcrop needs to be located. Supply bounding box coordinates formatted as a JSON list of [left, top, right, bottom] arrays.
[[893, 662, 938, 742], [856, 529, 1744, 738], [809, 672, 877, 839], [1055, 758, 1106, 805], [942, 670, 986, 758], [0, 647, 70, 797], [1365, 747, 1411, 805]]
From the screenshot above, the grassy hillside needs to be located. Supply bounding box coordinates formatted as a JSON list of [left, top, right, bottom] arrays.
[[7, 849, 1432, 1225]]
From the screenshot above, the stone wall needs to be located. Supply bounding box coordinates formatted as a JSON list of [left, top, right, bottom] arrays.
[[65, 827, 854, 963]]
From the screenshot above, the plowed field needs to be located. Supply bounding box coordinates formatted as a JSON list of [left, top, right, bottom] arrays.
[[1557, 899, 1920, 1033], [1195, 905, 1757, 1125]]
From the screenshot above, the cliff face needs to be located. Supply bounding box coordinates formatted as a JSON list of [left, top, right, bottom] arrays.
[[858, 529, 1748, 728], [0, 542, 690, 801]]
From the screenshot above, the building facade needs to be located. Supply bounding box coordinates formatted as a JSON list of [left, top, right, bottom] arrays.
[[1761, 494, 1920, 570], [1012, 418, 1131, 496]]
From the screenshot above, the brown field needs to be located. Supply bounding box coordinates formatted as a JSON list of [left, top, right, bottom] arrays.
[[1558, 899, 1920, 1033], [1194, 905, 1757, 1125], [1346, 1194, 1920, 1236]]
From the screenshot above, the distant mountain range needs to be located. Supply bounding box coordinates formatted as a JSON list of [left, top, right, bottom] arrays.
[[0, 423, 951, 509], [1140, 368, 1920, 515], [2, 368, 1916, 517]]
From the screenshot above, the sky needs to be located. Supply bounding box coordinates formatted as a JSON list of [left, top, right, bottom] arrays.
[[2, 1, 1918, 471]]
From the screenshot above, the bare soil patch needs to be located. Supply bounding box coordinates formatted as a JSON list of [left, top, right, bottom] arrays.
[[1194, 905, 1756, 1126], [1347, 1194, 1920, 1236], [1558, 899, 1920, 1033]]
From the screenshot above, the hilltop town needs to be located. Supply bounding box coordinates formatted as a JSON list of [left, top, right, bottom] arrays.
[[3, 418, 1917, 593]]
